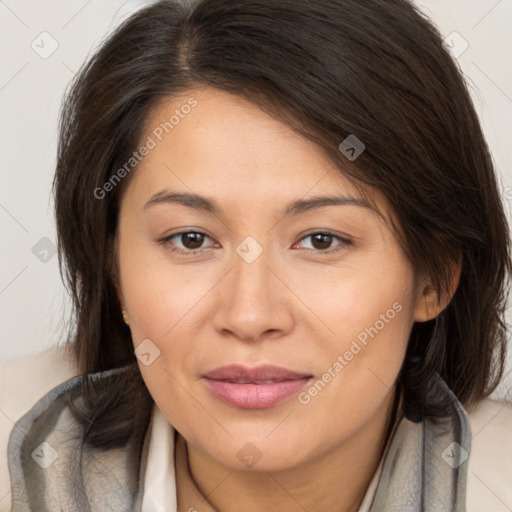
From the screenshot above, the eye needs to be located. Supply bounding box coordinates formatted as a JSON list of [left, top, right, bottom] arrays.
[[158, 231, 216, 256], [158, 230, 352, 257], [293, 232, 352, 253]]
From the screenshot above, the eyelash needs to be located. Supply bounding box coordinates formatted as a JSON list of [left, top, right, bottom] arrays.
[[157, 230, 352, 257]]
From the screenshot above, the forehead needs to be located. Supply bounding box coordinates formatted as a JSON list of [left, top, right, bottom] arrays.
[[123, 86, 381, 215]]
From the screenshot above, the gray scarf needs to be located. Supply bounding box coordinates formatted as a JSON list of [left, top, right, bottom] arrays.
[[7, 368, 470, 511]]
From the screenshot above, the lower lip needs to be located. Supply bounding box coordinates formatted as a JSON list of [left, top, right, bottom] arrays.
[[202, 377, 313, 409]]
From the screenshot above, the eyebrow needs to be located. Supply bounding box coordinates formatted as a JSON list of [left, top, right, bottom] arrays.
[[143, 190, 370, 217]]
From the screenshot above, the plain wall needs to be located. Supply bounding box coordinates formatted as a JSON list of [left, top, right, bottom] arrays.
[[0, 0, 511, 400]]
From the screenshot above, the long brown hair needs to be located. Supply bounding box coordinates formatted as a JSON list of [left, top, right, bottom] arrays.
[[53, 0, 511, 448]]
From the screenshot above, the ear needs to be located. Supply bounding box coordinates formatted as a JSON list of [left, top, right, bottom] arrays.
[[413, 254, 462, 322]]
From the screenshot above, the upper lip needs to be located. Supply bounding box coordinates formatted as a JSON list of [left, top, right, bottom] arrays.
[[202, 364, 313, 382]]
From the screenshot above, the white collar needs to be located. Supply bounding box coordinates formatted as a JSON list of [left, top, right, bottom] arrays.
[[141, 403, 178, 511]]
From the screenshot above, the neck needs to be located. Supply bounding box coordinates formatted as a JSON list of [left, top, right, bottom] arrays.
[[184, 387, 400, 512]]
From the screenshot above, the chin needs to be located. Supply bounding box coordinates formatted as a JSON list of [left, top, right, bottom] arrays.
[[193, 433, 314, 472]]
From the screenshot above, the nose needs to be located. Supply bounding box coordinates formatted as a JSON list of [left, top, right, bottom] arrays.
[[212, 243, 295, 343]]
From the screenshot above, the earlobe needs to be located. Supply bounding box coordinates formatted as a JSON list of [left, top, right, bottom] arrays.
[[413, 254, 462, 322], [413, 285, 439, 322]]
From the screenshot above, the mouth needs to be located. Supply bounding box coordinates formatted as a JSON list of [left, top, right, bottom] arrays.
[[218, 378, 296, 384], [201, 364, 313, 409]]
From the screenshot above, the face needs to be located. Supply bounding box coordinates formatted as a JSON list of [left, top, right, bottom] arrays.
[[115, 86, 428, 472]]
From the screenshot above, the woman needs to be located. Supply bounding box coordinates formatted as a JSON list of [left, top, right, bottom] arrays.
[[1, 0, 511, 510]]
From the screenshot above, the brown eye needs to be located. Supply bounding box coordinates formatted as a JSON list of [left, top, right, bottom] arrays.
[[310, 233, 334, 250], [159, 231, 216, 256], [179, 232, 206, 249], [294, 232, 352, 253]]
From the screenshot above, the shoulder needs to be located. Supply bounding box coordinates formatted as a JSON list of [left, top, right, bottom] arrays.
[[465, 397, 512, 512], [0, 344, 79, 511]]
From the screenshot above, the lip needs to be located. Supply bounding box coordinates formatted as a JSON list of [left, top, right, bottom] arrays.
[[202, 364, 313, 409]]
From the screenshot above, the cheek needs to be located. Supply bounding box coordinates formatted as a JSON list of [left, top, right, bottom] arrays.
[[118, 226, 214, 339], [293, 301, 412, 454], [117, 237, 217, 415], [294, 251, 415, 415], [291, 249, 415, 350]]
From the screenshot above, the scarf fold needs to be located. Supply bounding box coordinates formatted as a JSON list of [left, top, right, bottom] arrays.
[[369, 372, 470, 511], [7, 368, 470, 511]]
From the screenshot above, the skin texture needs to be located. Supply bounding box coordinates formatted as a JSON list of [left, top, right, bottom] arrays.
[[114, 86, 459, 512]]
